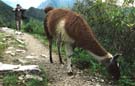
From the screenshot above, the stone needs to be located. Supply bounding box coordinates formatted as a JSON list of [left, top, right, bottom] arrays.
[[7, 47, 14, 50], [95, 83, 101, 86], [5, 51, 15, 56], [16, 49, 26, 53], [18, 59, 28, 64], [25, 74, 43, 81], [40, 54, 48, 58], [16, 39, 25, 44], [25, 55, 36, 59], [15, 31, 23, 35], [0, 62, 40, 72], [18, 75, 24, 80], [18, 45, 25, 49]]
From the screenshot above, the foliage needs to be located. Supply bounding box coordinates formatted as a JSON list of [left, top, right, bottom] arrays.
[[3, 73, 18, 86], [0, 32, 7, 56], [73, 0, 135, 85], [3, 69, 47, 86], [25, 7, 44, 21], [0, 0, 15, 27], [22, 18, 44, 35]]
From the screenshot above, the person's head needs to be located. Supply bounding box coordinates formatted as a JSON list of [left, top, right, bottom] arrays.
[[16, 4, 21, 8]]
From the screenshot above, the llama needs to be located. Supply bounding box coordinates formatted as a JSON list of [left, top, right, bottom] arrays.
[[44, 7, 120, 80]]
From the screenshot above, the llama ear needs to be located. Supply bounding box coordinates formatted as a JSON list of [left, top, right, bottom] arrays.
[[113, 53, 122, 61]]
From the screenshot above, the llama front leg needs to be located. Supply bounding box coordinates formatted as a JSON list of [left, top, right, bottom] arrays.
[[65, 43, 73, 75]]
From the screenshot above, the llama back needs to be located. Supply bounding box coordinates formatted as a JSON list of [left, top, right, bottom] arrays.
[[64, 12, 107, 56], [46, 8, 107, 56], [47, 9, 69, 36]]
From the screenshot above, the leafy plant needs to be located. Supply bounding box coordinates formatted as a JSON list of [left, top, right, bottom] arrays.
[[0, 33, 7, 56], [22, 18, 44, 35], [3, 74, 18, 86], [73, 0, 135, 85]]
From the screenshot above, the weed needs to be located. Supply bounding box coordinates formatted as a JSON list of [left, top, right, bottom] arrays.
[[3, 73, 18, 86]]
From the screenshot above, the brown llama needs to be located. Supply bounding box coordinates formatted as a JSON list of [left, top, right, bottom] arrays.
[[44, 7, 120, 80]]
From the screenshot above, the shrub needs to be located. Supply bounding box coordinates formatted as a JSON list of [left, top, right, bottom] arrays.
[[23, 18, 44, 35], [73, 0, 135, 85]]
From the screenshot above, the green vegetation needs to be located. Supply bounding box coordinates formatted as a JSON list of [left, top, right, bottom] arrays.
[[26, 7, 44, 21], [0, 32, 7, 57], [73, 0, 135, 85], [3, 68, 47, 86], [0, 0, 15, 27], [22, 18, 44, 35], [3, 73, 18, 86]]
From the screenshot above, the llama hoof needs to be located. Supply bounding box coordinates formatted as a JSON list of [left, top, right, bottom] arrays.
[[67, 72, 73, 76], [50, 61, 53, 63], [60, 61, 64, 64]]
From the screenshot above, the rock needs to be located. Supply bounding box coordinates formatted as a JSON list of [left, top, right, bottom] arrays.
[[16, 49, 26, 53], [95, 83, 101, 86], [16, 39, 25, 44], [25, 74, 43, 81], [18, 59, 28, 64], [18, 75, 25, 80], [7, 47, 14, 50], [0, 62, 40, 72], [18, 45, 25, 49], [5, 35, 12, 38], [100, 79, 105, 83], [1, 27, 14, 34], [2, 38, 6, 41], [15, 31, 23, 35], [40, 54, 48, 58], [5, 51, 15, 56], [25, 55, 36, 59]]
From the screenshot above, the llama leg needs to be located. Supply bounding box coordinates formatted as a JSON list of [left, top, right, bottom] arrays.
[[49, 39, 53, 63], [57, 34, 64, 64], [65, 43, 73, 75]]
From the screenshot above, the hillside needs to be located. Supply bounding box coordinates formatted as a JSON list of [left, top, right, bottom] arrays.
[[0, 0, 14, 27], [38, 0, 75, 9], [0, 1, 44, 28], [25, 7, 44, 21]]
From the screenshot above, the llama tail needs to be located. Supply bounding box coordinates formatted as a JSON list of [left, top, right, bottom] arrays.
[[44, 6, 54, 13]]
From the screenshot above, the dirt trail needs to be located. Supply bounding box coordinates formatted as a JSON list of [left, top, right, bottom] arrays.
[[0, 27, 114, 86]]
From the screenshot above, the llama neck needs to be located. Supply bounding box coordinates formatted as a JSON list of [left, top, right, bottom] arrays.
[[86, 39, 113, 61], [88, 51, 113, 62]]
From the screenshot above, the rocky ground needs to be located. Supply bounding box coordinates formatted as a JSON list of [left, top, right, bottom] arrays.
[[0, 27, 116, 86]]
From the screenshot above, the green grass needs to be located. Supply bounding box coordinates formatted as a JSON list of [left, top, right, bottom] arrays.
[[3, 69, 47, 86], [3, 73, 18, 86], [0, 32, 7, 56]]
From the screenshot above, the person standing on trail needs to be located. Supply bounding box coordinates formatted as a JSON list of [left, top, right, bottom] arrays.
[[13, 4, 26, 31]]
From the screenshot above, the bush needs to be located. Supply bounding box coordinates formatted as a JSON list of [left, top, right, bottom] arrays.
[[23, 18, 44, 35], [0, 33, 7, 56], [73, 0, 135, 85]]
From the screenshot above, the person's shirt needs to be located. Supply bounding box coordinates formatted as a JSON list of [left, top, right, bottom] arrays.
[[13, 6, 23, 20]]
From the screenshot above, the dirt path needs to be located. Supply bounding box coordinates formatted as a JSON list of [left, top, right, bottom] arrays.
[[0, 27, 114, 86]]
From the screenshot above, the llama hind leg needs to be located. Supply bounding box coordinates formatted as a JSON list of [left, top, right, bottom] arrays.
[[49, 39, 53, 63], [57, 34, 64, 64], [65, 43, 73, 75]]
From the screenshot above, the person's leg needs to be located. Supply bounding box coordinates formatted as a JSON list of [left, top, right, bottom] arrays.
[[18, 20, 21, 31], [16, 20, 19, 30]]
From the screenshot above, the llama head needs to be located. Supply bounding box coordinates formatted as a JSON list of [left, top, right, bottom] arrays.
[[106, 54, 121, 80]]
